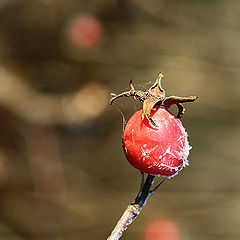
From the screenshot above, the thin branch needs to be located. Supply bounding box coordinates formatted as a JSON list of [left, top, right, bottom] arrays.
[[106, 204, 140, 240], [107, 174, 164, 240]]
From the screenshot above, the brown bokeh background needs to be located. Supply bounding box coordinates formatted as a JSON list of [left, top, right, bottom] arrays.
[[0, 0, 239, 239]]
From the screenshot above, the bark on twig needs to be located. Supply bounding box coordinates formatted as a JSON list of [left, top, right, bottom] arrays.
[[107, 204, 141, 240], [107, 174, 164, 240]]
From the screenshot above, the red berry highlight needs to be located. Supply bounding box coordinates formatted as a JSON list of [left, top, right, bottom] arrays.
[[123, 107, 191, 178]]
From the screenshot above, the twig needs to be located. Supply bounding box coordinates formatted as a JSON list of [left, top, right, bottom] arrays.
[[107, 174, 164, 240]]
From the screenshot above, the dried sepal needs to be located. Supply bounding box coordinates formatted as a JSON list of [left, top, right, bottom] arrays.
[[176, 103, 185, 118], [110, 73, 198, 127], [143, 99, 162, 127]]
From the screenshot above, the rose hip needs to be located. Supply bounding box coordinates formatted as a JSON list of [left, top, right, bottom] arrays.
[[110, 73, 197, 178], [123, 106, 191, 178]]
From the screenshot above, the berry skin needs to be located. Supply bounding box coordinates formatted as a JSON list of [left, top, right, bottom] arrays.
[[122, 106, 191, 178]]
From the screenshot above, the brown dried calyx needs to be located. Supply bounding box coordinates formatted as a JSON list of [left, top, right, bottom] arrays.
[[110, 73, 198, 127]]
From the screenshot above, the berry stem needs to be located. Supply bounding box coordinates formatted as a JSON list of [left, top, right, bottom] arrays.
[[134, 174, 155, 207], [106, 174, 162, 240]]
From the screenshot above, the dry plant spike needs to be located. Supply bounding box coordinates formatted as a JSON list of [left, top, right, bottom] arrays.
[[110, 73, 198, 127], [148, 73, 165, 96], [129, 79, 135, 91]]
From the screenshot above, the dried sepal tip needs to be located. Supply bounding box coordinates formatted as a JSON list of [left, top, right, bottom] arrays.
[[110, 73, 198, 126]]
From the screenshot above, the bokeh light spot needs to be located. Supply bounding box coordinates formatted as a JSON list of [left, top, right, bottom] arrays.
[[68, 15, 103, 49], [142, 218, 180, 240]]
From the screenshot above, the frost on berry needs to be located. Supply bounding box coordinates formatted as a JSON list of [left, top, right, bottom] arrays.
[[155, 120, 192, 179], [122, 107, 192, 178], [111, 73, 197, 178]]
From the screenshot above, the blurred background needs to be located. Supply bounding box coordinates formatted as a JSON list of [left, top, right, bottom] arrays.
[[0, 0, 239, 239]]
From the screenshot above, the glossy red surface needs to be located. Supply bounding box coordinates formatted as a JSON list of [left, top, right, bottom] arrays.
[[123, 107, 191, 178]]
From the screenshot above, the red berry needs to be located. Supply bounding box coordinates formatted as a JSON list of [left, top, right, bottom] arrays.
[[68, 15, 103, 49], [122, 106, 191, 178], [143, 218, 180, 240]]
